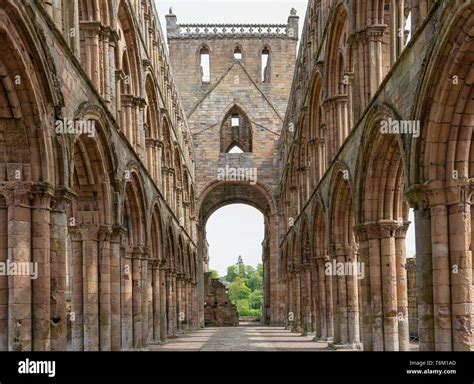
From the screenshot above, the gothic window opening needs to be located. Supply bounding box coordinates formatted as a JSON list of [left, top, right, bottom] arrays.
[[200, 46, 210, 83], [220, 107, 253, 153], [261, 47, 270, 82], [405, 11, 412, 46], [234, 46, 242, 60]]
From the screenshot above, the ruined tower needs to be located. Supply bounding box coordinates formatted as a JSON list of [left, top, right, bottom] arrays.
[[166, 9, 299, 324]]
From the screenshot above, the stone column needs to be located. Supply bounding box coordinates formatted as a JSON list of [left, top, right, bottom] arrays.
[[306, 266, 314, 333], [80, 22, 101, 87], [358, 221, 408, 351], [267, 213, 281, 324], [171, 272, 178, 335], [50, 191, 70, 351], [7, 189, 32, 351], [414, 203, 435, 350], [146, 138, 155, 182], [132, 247, 143, 348], [159, 265, 167, 340], [121, 95, 134, 143], [395, 223, 410, 351], [336, 96, 349, 148], [284, 276, 290, 329], [99, 226, 112, 351], [196, 227, 205, 328], [81, 227, 99, 351], [31, 187, 52, 351], [290, 271, 296, 327], [300, 267, 308, 336], [187, 279, 193, 330], [192, 282, 198, 328], [379, 222, 399, 351], [121, 246, 133, 350], [115, 70, 124, 124], [333, 245, 348, 345], [0, 194, 7, 351], [326, 259, 334, 340], [176, 275, 182, 332], [156, 141, 163, 189], [110, 226, 124, 351], [315, 258, 328, 340], [347, 245, 360, 347], [288, 272, 295, 331], [367, 226, 384, 350], [100, 27, 111, 102], [295, 271, 302, 332], [408, 181, 473, 352], [310, 262, 318, 335], [69, 228, 83, 351], [151, 262, 160, 343], [166, 270, 173, 336], [141, 249, 150, 347], [447, 198, 472, 351], [344, 68, 355, 131], [136, 97, 147, 162], [354, 225, 372, 350], [366, 26, 385, 100], [108, 31, 118, 113], [430, 203, 452, 350], [148, 262, 154, 345]]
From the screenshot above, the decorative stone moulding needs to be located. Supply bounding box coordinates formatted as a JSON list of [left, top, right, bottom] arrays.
[[173, 24, 293, 39]]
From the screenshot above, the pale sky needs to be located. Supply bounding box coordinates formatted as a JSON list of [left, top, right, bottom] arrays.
[[155, 0, 308, 45], [206, 205, 265, 276], [153, 1, 417, 276]]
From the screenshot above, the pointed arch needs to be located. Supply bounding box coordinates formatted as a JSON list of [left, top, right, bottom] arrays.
[[220, 105, 253, 153], [117, 0, 141, 97], [145, 75, 161, 182], [123, 171, 147, 247], [328, 165, 360, 346], [325, 3, 350, 98]]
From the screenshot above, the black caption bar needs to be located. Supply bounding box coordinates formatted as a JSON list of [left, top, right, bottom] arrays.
[[0, 352, 472, 383]]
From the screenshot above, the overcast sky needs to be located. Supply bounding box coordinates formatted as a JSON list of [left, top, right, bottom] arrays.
[[153, 1, 416, 276], [155, 0, 308, 45]]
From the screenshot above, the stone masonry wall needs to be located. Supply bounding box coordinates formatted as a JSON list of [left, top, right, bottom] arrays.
[[204, 273, 239, 327]]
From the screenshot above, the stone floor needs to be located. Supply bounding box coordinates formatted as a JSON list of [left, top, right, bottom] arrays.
[[149, 322, 420, 352], [150, 323, 334, 351]]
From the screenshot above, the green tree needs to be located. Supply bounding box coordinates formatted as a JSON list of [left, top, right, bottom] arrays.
[[224, 260, 264, 317], [228, 276, 251, 302], [209, 269, 219, 279], [225, 265, 238, 283], [246, 269, 262, 291], [248, 290, 263, 310], [225, 262, 246, 282]]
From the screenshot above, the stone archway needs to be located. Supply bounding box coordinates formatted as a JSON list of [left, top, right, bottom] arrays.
[[410, 2, 474, 351], [329, 167, 360, 348], [68, 130, 113, 352], [0, 3, 58, 352], [196, 181, 280, 325], [355, 108, 411, 351]]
